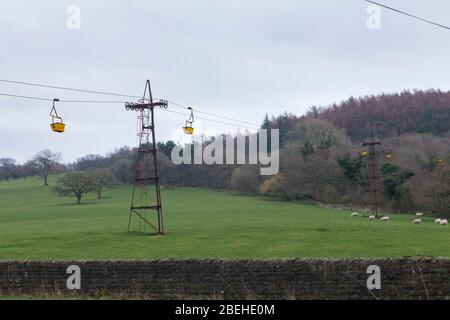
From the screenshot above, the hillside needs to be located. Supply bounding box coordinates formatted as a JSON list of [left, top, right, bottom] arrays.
[[262, 90, 450, 143], [0, 177, 449, 259], [310, 90, 450, 141]]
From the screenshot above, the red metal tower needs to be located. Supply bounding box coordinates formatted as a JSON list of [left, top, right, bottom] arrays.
[[362, 136, 383, 218], [125, 80, 167, 235]]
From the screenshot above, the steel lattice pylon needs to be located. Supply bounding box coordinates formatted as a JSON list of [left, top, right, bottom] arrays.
[[362, 136, 383, 218], [125, 80, 167, 235]]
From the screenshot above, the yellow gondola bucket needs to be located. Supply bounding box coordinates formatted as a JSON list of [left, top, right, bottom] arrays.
[[385, 146, 392, 159], [50, 122, 65, 133], [183, 126, 194, 135]]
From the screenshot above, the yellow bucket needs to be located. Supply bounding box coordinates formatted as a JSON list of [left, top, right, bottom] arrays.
[[50, 122, 65, 133], [183, 126, 194, 135]]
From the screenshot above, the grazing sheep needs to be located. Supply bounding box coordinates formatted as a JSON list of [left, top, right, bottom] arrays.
[[413, 219, 422, 224], [440, 219, 448, 226], [351, 212, 358, 218], [416, 212, 424, 217], [380, 216, 389, 222], [434, 218, 442, 224], [369, 215, 376, 221]]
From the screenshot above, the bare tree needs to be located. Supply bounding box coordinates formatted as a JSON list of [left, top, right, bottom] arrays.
[[53, 172, 94, 204], [111, 158, 134, 184], [0, 158, 16, 181], [260, 173, 290, 200], [263, 119, 349, 203], [89, 169, 115, 199], [230, 166, 260, 195], [32, 149, 62, 186]]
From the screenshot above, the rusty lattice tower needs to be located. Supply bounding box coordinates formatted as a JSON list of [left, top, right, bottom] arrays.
[[125, 80, 167, 235], [362, 136, 383, 218]]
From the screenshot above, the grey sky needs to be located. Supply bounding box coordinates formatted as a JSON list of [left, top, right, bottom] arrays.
[[1, 0, 450, 163]]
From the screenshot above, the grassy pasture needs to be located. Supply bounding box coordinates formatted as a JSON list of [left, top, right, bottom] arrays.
[[0, 177, 449, 260]]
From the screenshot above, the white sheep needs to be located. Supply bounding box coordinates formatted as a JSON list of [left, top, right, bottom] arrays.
[[368, 215, 375, 221], [351, 212, 358, 218], [440, 219, 448, 226], [416, 212, 424, 217], [434, 218, 442, 224], [412, 219, 422, 224], [380, 216, 389, 222]]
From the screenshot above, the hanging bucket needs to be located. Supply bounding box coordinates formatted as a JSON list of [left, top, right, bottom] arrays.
[[183, 126, 194, 135], [183, 107, 194, 135], [50, 121, 65, 133], [49, 98, 65, 133]]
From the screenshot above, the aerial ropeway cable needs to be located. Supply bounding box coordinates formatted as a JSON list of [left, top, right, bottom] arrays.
[[0, 78, 261, 128], [0, 91, 259, 133]]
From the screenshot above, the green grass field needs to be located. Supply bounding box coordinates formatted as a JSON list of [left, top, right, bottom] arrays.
[[0, 176, 449, 260]]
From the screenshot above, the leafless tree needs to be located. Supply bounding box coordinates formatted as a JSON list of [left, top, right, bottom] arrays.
[[89, 169, 115, 199], [0, 158, 16, 181], [53, 172, 94, 204], [32, 149, 62, 186]]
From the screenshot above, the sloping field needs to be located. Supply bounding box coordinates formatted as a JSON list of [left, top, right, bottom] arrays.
[[0, 177, 449, 260]]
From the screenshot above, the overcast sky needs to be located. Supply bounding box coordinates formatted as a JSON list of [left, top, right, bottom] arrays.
[[1, 0, 450, 163]]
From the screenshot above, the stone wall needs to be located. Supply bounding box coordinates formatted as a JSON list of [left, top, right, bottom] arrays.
[[0, 259, 449, 299]]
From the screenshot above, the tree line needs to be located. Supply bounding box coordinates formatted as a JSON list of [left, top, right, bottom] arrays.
[[2, 90, 450, 216]]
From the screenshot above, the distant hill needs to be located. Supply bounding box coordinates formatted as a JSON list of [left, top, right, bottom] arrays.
[[263, 90, 450, 145], [307, 90, 450, 141]]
